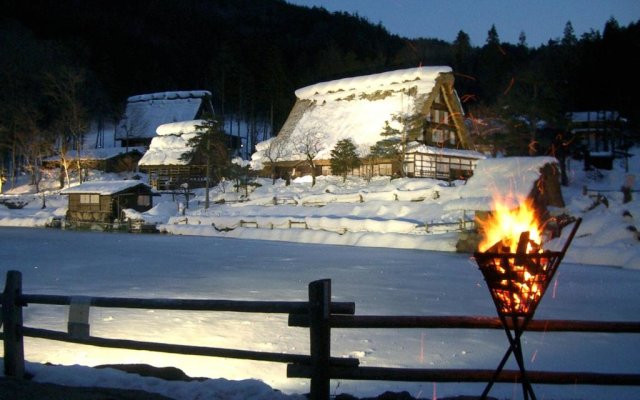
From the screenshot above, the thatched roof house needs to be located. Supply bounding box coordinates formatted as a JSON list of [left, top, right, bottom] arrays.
[[138, 120, 206, 190], [115, 91, 213, 148], [252, 66, 484, 180]]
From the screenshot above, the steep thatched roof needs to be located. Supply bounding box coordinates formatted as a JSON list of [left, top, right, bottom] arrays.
[[252, 66, 472, 169]]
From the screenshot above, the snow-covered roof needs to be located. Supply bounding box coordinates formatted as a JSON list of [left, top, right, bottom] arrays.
[[43, 147, 145, 162], [61, 180, 152, 195], [444, 156, 558, 211], [295, 66, 451, 101], [252, 66, 459, 168], [138, 120, 204, 166], [406, 142, 486, 159], [115, 91, 211, 140], [569, 111, 621, 123]]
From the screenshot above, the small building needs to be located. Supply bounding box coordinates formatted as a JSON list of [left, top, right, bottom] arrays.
[[115, 91, 213, 148], [42, 147, 145, 173], [61, 180, 156, 224], [252, 66, 484, 180], [568, 110, 627, 170], [138, 120, 207, 190]]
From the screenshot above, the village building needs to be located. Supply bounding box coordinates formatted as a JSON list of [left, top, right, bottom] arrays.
[[137, 120, 207, 190], [61, 180, 156, 224], [115, 91, 214, 148], [251, 66, 485, 181], [568, 110, 628, 170], [42, 147, 145, 174]]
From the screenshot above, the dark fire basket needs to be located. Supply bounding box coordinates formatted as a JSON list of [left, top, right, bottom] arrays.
[[473, 218, 582, 400]]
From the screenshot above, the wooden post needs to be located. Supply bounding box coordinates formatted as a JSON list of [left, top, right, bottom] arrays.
[[2, 270, 25, 378], [308, 279, 331, 400]]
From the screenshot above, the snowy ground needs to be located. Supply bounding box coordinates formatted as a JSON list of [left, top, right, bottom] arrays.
[[1, 227, 639, 400], [0, 152, 639, 399]]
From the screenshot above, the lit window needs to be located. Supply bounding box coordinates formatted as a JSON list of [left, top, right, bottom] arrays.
[[79, 194, 99, 204], [137, 195, 151, 207]]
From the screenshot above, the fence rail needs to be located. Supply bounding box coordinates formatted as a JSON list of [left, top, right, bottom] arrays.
[[2, 270, 640, 400]]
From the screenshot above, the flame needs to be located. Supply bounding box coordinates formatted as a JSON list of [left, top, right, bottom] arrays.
[[475, 195, 551, 316], [476, 195, 543, 253]]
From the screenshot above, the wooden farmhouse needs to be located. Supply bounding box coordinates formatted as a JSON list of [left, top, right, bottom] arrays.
[[252, 66, 485, 181], [62, 180, 156, 224], [42, 147, 145, 174], [567, 110, 627, 170], [115, 90, 214, 148], [138, 120, 207, 190]]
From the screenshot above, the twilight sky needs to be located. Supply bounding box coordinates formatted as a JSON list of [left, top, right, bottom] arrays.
[[286, 0, 640, 47]]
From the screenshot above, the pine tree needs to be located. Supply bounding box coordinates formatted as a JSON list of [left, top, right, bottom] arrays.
[[180, 117, 230, 209], [330, 138, 361, 182], [370, 119, 406, 177]]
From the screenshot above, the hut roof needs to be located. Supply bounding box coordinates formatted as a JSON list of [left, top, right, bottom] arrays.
[[43, 147, 145, 162], [443, 157, 559, 212], [115, 91, 211, 141], [61, 180, 153, 196], [138, 120, 204, 166]]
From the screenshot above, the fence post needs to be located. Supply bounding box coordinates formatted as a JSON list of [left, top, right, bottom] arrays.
[[2, 270, 25, 378], [308, 279, 331, 400]]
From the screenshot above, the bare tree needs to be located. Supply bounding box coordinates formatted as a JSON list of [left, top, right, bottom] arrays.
[[292, 126, 326, 186], [13, 106, 52, 193], [262, 137, 290, 184], [45, 67, 89, 188]]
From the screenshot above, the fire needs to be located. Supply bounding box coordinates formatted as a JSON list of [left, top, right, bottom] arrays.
[[476, 195, 543, 253], [475, 194, 551, 316]]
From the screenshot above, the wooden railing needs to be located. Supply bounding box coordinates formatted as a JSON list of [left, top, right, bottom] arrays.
[[2, 270, 640, 400]]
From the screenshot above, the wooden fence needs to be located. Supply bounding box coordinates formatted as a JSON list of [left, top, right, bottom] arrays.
[[2, 270, 640, 400]]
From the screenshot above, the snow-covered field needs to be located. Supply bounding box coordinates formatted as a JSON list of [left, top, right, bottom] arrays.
[[1, 227, 639, 400], [0, 152, 639, 399]]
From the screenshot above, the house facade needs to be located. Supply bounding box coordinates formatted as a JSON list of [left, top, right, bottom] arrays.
[[568, 110, 627, 170], [251, 66, 484, 181], [61, 180, 156, 224]]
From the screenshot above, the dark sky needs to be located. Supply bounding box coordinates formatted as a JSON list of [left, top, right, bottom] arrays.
[[287, 0, 640, 46]]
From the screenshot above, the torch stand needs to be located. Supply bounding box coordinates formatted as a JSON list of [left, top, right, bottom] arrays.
[[475, 218, 582, 400], [481, 314, 536, 400]]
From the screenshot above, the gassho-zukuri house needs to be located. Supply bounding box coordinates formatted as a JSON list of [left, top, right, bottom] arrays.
[[137, 120, 206, 190], [251, 66, 485, 180], [115, 90, 214, 148]]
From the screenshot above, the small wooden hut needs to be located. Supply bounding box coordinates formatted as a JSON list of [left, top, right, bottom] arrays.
[[62, 180, 156, 224]]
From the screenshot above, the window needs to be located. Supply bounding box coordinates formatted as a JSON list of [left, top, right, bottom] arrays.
[[137, 195, 151, 207], [432, 129, 445, 143], [79, 194, 99, 204]]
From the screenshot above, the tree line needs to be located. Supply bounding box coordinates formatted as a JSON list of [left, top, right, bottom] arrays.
[[1, 0, 639, 192]]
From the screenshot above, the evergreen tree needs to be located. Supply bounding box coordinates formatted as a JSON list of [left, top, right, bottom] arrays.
[[180, 118, 230, 209], [330, 138, 361, 182], [370, 119, 406, 177], [518, 31, 528, 48], [561, 21, 578, 47], [486, 24, 500, 46]]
